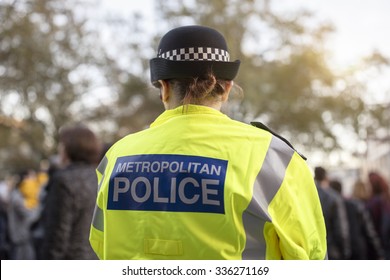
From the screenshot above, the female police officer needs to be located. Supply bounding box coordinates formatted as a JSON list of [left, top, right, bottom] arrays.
[[89, 25, 327, 260]]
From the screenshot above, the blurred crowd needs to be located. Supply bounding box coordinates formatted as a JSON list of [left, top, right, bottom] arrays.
[[0, 168, 48, 259], [0, 123, 106, 260], [0, 123, 389, 259], [314, 167, 390, 260]]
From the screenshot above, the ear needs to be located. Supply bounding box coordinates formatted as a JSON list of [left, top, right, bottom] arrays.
[[158, 80, 170, 103], [221, 80, 233, 102]]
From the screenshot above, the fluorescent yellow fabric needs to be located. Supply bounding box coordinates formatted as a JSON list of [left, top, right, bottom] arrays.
[[89, 105, 326, 260], [265, 153, 326, 259]]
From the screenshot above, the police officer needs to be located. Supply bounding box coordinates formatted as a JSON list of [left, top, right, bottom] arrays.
[[89, 25, 327, 260]]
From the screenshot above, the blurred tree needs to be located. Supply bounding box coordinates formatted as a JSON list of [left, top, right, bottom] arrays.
[[89, 11, 164, 139], [355, 51, 390, 151], [0, 0, 117, 175], [1, 0, 389, 176], [151, 0, 390, 158]]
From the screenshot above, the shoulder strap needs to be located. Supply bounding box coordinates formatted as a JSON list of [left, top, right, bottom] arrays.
[[250, 121, 307, 161]]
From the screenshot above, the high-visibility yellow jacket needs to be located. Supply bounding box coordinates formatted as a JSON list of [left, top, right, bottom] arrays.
[[89, 105, 327, 260]]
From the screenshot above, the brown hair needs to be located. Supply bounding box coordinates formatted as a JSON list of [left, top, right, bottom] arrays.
[[352, 180, 370, 200], [59, 123, 101, 165], [159, 72, 230, 106], [314, 166, 327, 181], [368, 171, 390, 201]]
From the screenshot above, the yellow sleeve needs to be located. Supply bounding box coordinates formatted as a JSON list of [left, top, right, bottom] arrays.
[[265, 153, 327, 260]]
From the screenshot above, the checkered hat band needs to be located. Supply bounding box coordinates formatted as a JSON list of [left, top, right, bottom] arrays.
[[159, 47, 230, 62]]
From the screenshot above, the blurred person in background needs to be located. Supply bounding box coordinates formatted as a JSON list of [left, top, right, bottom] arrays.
[[329, 179, 384, 259], [314, 166, 350, 259], [366, 171, 390, 259], [19, 168, 48, 210], [352, 178, 371, 202], [31, 155, 61, 259], [40, 123, 101, 259], [6, 172, 39, 259], [0, 176, 14, 259], [0, 197, 8, 259]]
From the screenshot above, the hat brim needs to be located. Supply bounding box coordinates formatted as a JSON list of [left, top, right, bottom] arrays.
[[150, 58, 240, 84]]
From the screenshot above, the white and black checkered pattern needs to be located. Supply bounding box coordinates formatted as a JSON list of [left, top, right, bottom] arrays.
[[158, 47, 230, 62]]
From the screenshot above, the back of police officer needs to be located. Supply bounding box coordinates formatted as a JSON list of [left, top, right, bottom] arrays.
[[89, 25, 327, 260]]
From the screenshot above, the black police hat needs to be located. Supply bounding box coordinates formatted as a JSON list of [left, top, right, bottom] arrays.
[[150, 25, 240, 85]]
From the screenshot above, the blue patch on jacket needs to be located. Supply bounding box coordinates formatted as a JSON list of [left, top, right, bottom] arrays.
[[107, 154, 227, 214]]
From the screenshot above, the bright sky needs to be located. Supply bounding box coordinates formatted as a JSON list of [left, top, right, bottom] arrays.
[[102, 0, 390, 69], [277, 0, 390, 104], [280, 0, 390, 67]]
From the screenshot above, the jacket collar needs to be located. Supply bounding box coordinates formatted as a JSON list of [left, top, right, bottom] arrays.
[[150, 105, 227, 128]]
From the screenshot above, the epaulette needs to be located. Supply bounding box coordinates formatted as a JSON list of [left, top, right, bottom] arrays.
[[250, 121, 307, 161]]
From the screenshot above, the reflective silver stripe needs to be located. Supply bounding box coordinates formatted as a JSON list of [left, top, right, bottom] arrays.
[[92, 156, 107, 232], [242, 136, 294, 259], [97, 156, 108, 191], [92, 205, 104, 232], [97, 156, 108, 175]]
